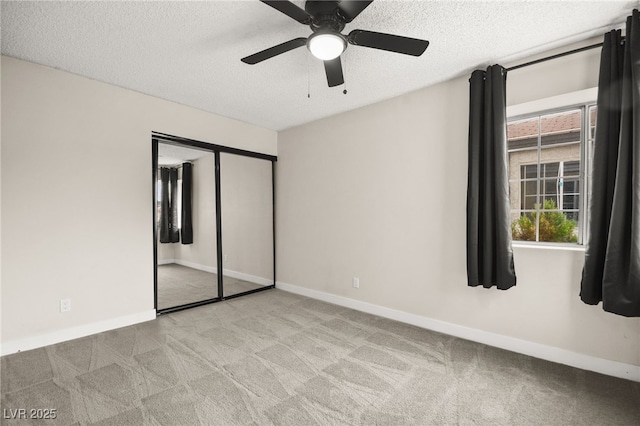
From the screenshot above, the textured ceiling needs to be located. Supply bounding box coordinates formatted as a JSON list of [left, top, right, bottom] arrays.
[[1, 1, 636, 131]]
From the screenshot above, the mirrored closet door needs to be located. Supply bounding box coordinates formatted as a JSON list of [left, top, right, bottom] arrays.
[[220, 153, 274, 298], [153, 135, 276, 314], [156, 143, 218, 310]]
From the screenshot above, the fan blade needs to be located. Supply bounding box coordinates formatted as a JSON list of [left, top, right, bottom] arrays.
[[260, 0, 311, 24], [324, 57, 344, 87], [348, 29, 429, 56], [241, 38, 307, 64], [338, 0, 373, 23]]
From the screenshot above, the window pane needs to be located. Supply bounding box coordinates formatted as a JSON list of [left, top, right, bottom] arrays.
[[564, 161, 580, 176], [540, 109, 582, 147], [589, 106, 597, 140], [538, 211, 579, 243], [157, 180, 162, 226], [563, 194, 579, 210], [540, 146, 581, 167], [524, 180, 537, 194], [543, 179, 558, 197], [508, 117, 539, 150], [563, 178, 579, 193], [512, 212, 537, 241], [176, 179, 183, 227], [565, 211, 579, 222], [524, 195, 537, 210], [543, 162, 559, 178], [543, 194, 559, 208], [523, 164, 538, 179], [521, 179, 537, 210]]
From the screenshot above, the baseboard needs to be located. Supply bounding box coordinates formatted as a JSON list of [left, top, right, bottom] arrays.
[[276, 281, 640, 383], [223, 268, 271, 286], [174, 259, 217, 274], [169, 259, 271, 286], [158, 258, 175, 265], [1, 310, 156, 356]]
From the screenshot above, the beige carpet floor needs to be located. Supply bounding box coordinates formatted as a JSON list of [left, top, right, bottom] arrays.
[[157, 264, 264, 310], [1, 289, 639, 425]]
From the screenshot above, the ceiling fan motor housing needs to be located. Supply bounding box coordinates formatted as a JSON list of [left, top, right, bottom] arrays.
[[306, 1, 346, 33]]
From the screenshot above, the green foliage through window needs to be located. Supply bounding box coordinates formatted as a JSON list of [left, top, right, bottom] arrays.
[[511, 199, 578, 243]]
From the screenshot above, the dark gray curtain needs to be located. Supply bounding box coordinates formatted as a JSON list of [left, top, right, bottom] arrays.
[[181, 162, 193, 244], [169, 168, 179, 242], [467, 65, 517, 290], [581, 10, 640, 317], [159, 168, 171, 243], [159, 167, 179, 243]]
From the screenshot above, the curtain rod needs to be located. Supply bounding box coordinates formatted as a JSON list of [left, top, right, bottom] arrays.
[[159, 162, 192, 169], [506, 36, 625, 72]]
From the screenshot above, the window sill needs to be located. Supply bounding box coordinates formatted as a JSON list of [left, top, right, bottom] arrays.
[[512, 242, 586, 252]]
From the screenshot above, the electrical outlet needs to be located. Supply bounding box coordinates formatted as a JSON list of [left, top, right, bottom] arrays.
[[224, 254, 228, 263], [60, 299, 71, 313], [352, 277, 360, 289]]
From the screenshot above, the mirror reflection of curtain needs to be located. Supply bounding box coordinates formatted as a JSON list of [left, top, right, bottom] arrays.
[[160, 167, 179, 243], [181, 162, 193, 244]]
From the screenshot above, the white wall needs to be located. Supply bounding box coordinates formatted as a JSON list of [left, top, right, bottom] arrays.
[[1, 56, 276, 351], [276, 39, 640, 375]]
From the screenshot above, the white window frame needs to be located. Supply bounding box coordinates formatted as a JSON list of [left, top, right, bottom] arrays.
[[506, 88, 597, 248]]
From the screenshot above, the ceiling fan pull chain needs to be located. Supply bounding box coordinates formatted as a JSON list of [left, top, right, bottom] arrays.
[[307, 51, 311, 98], [343, 54, 348, 95]]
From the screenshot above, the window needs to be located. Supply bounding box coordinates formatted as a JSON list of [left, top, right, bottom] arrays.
[[156, 177, 162, 226], [507, 105, 596, 244], [156, 172, 182, 228]]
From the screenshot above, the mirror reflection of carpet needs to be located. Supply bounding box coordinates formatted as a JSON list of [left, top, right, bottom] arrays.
[[157, 264, 262, 310]]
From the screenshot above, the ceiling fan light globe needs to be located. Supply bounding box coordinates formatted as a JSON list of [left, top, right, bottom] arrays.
[[308, 33, 345, 60]]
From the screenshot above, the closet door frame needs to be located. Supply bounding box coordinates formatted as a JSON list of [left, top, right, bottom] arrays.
[[152, 132, 277, 315]]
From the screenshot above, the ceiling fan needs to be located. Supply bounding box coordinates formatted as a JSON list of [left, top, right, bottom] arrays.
[[241, 0, 430, 87]]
